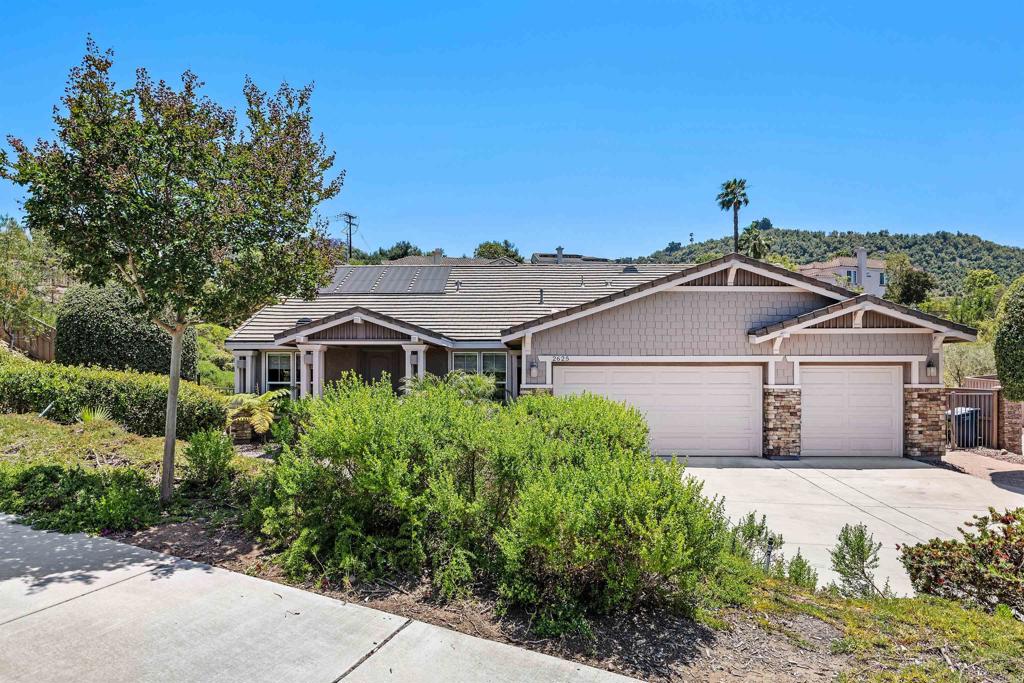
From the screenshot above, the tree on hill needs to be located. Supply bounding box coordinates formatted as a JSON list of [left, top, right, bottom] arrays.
[[951, 269, 1005, 335], [716, 178, 749, 253], [738, 224, 772, 260], [884, 253, 936, 306], [474, 239, 523, 262], [2, 41, 341, 501], [994, 275, 1024, 401], [374, 241, 423, 262], [639, 228, 1024, 295]]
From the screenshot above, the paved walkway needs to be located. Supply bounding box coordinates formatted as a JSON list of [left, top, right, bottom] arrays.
[[945, 450, 1024, 494], [685, 457, 1024, 594], [0, 515, 634, 683]]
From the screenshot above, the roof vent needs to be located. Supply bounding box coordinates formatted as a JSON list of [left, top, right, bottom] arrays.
[[622, 265, 639, 273], [296, 317, 313, 325], [539, 288, 545, 304], [455, 280, 462, 292], [555, 246, 564, 264]]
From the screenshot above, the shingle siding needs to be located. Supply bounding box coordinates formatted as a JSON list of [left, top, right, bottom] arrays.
[[528, 290, 940, 387]]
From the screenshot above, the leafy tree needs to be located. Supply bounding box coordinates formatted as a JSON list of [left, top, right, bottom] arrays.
[[374, 241, 423, 262], [765, 253, 799, 271], [474, 239, 523, 262], [944, 342, 996, 387], [995, 275, 1024, 401], [884, 253, 935, 305], [951, 269, 1004, 336], [2, 41, 341, 501], [829, 523, 890, 598], [751, 217, 773, 231], [0, 217, 53, 347], [716, 178, 749, 253], [737, 225, 772, 260], [695, 251, 724, 264]]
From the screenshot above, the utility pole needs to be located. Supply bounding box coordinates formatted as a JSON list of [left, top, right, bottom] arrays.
[[337, 212, 359, 262]]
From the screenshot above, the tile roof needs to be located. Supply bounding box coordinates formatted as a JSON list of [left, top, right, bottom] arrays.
[[798, 256, 887, 272], [747, 294, 977, 338], [384, 255, 513, 266], [228, 263, 689, 344]]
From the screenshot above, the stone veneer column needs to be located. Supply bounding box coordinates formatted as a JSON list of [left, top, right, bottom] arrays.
[[903, 387, 948, 457], [763, 387, 801, 457], [998, 392, 1023, 455]]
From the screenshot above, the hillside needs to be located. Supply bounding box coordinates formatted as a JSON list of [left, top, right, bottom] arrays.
[[633, 229, 1024, 294]]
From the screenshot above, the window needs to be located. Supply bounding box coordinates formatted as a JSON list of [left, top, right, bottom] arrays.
[[845, 269, 858, 285], [879, 272, 888, 286], [266, 353, 293, 392], [452, 352, 478, 373], [482, 352, 507, 395], [451, 351, 508, 398]]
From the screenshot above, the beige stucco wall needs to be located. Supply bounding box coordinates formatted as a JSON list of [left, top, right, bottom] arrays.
[[527, 290, 940, 386]]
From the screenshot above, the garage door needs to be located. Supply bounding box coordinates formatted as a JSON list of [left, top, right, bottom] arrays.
[[801, 366, 902, 457], [552, 365, 763, 456]]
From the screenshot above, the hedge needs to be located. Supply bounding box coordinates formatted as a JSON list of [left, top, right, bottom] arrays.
[[995, 275, 1024, 401], [0, 352, 227, 438], [56, 284, 198, 380]]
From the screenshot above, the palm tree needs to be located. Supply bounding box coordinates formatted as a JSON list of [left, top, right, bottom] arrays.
[[737, 224, 772, 260], [716, 179, 749, 253]]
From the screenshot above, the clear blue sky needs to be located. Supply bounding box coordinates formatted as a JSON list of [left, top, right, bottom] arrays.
[[1, 2, 1021, 257]]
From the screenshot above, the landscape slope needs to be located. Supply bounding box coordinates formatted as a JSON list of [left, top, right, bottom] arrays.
[[634, 229, 1024, 294]]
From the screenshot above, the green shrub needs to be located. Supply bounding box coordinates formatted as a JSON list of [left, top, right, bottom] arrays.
[[900, 508, 1023, 617], [786, 550, 819, 591], [183, 429, 235, 490], [55, 284, 198, 380], [258, 374, 730, 635], [995, 275, 1024, 401], [0, 357, 226, 437], [0, 461, 158, 532], [196, 324, 234, 392], [829, 523, 890, 598]]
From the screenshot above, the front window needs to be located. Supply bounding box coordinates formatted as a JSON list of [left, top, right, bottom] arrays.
[[451, 351, 508, 398], [879, 272, 888, 286], [452, 352, 479, 373], [482, 352, 507, 394], [266, 353, 293, 392], [846, 269, 858, 285]]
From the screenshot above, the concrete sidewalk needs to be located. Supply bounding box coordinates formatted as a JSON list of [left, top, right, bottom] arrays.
[[685, 457, 1024, 595], [0, 515, 634, 683]]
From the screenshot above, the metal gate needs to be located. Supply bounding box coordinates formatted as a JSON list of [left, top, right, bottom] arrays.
[[947, 388, 997, 450]]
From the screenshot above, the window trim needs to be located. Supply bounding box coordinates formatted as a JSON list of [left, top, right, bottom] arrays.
[[449, 351, 509, 394], [264, 352, 295, 393]]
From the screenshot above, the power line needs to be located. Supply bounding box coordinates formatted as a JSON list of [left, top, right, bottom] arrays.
[[335, 212, 359, 262]]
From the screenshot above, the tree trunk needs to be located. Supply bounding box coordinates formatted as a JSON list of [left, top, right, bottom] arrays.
[[733, 205, 740, 253], [160, 326, 185, 503]]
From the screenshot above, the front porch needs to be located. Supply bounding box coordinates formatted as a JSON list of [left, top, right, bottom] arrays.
[[228, 307, 516, 398]]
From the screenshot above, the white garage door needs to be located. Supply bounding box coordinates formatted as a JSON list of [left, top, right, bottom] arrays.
[[801, 366, 903, 457], [552, 365, 763, 456]]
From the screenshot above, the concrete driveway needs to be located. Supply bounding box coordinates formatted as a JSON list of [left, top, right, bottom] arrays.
[[685, 457, 1024, 594], [0, 515, 633, 683]]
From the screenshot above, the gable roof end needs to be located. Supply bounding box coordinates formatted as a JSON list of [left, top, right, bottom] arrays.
[[273, 306, 454, 346], [500, 253, 859, 339], [747, 294, 977, 344]]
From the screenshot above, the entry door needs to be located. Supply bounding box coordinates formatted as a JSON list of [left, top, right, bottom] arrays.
[[552, 365, 763, 456], [362, 349, 401, 391], [801, 366, 903, 456]]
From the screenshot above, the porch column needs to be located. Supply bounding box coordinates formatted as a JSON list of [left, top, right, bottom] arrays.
[[312, 346, 326, 396], [401, 344, 429, 386], [232, 352, 245, 393], [244, 351, 256, 393], [298, 349, 310, 398]]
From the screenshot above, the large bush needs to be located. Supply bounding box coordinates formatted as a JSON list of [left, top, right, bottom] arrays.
[[56, 284, 198, 380], [995, 275, 1024, 400], [0, 356, 226, 437], [901, 508, 1023, 618], [256, 374, 730, 633]]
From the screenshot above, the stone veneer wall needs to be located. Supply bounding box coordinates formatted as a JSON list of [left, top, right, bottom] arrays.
[[904, 387, 948, 457], [998, 392, 1023, 455], [764, 388, 801, 457]]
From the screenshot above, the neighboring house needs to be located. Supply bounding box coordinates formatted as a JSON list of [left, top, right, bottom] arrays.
[[227, 253, 975, 459], [530, 246, 610, 264], [798, 247, 889, 296], [386, 249, 519, 266]]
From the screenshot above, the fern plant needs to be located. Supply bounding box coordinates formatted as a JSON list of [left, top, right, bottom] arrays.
[[79, 405, 113, 424], [227, 388, 290, 434]]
